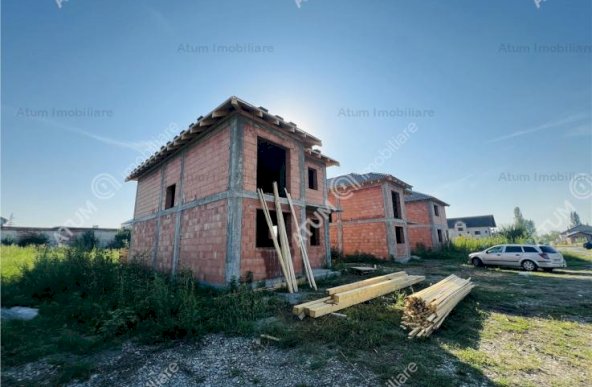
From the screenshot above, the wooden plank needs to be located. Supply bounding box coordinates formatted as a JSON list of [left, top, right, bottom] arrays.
[[326, 271, 407, 295], [292, 296, 332, 315], [331, 276, 425, 305], [307, 275, 424, 318], [273, 182, 298, 291], [285, 190, 317, 290], [257, 189, 293, 293]]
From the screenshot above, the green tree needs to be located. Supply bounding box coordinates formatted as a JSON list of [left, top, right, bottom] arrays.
[[499, 224, 527, 243], [569, 211, 582, 228], [71, 230, 99, 251], [108, 228, 131, 249], [538, 231, 560, 244], [514, 207, 536, 239]]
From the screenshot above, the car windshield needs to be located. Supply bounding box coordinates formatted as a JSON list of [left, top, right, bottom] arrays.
[[539, 245, 558, 253]]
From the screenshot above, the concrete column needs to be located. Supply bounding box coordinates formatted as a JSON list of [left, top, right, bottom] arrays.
[[171, 150, 186, 277], [382, 183, 397, 259], [225, 116, 244, 283], [152, 166, 165, 269]]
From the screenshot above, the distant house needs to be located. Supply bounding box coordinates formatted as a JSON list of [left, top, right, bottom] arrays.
[[405, 191, 449, 250], [560, 224, 592, 244], [447, 215, 497, 239], [328, 172, 412, 261]]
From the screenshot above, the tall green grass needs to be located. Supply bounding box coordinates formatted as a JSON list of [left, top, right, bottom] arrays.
[[450, 235, 507, 253], [1, 245, 47, 280], [1, 247, 276, 369]]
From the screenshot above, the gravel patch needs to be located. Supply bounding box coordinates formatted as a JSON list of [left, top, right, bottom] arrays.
[[5, 335, 376, 387]]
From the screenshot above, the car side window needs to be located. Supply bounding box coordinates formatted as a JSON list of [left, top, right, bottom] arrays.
[[486, 246, 503, 253], [505, 246, 523, 253], [523, 246, 538, 253]]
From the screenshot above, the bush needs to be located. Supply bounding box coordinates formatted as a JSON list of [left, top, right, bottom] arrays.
[[107, 228, 131, 249], [1, 247, 273, 343], [1, 236, 16, 245], [17, 233, 49, 247], [450, 235, 507, 253], [70, 230, 99, 251]]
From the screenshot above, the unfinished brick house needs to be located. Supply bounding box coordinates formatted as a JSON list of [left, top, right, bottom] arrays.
[[127, 97, 338, 285], [327, 173, 411, 261], [404, 191, 449, 251]]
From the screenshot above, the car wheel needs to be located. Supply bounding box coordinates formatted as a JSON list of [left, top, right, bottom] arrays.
[[543, 268, 554, 272], [472, 258, 484, 267], [521, 260, 537, 272]]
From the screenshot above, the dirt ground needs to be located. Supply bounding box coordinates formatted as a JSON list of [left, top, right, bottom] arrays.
[[3, 335, 375, 387]]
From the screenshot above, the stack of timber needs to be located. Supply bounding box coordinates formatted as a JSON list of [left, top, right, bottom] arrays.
[[293, 271, 424, 319], [401, 275, 474, 338]]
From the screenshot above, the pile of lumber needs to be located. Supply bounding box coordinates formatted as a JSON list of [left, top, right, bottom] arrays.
[[401, 275, 474, 338], [293, 271, 424, 319]]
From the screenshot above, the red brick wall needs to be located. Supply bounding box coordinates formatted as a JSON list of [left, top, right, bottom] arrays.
[[331, 184, 386, 221], [131, 114, 333, 285], [341, 222, 389, 258], [178, 200, 227, 284], [156, 214, 175, 272], [243, 122, 302, 199], [408, 226, 434, 250], [241, 198, 300, 281], [406, 201, 430, 224], [183, 126, 230, 201], [329, 223, 340, 251], [433, 204, 448, 227], [305, 159, 325, 205], [135, 169, 161, 217], [130, 219, 157, 262]]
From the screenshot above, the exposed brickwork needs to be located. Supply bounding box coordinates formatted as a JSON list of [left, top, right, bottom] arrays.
[[328, 181, 409, 260], [241, 198, 324, 281], [243, 122, 302, 199], [341, 222, 389, 258], [178, 200, 227, 284], [183, 126, 230, 201], [406, 200, 448, 250], [130, 110, 334, 286], [135, 169, 161, 217], [130, 219, 157, 262], [156, 214, 175, 271], [406, 201, 430, 224], [305, 159, 325, 205], [407, 226, 433, 250], [330, 184, 386, 221]]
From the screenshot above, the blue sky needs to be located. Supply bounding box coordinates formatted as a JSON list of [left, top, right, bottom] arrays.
[[1, 0, 591, 231]]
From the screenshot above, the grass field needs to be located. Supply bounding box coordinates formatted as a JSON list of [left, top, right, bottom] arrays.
[[1, 246, 591, 386], [1, 245, 43, 279]]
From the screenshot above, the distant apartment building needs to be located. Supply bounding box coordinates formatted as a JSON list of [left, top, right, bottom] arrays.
[[328, 173, 411, 261], [447, 215, 497, 239], [405, 191, 449, 250]]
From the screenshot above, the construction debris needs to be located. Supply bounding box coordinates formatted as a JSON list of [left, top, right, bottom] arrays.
[[293, 271, 424, 319], [401, 275, 474, 338], [350, 265, 377, 275]]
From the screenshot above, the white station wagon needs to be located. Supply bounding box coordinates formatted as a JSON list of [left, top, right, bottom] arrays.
[[468, 244, 566, 272]]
